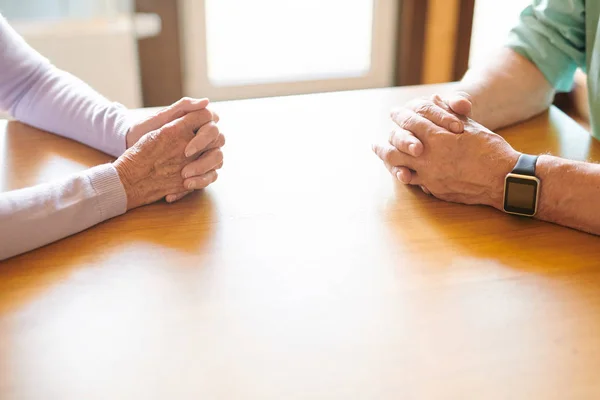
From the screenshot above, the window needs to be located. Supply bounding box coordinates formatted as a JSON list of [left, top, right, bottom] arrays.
[[179, 0, 398, 101], [469, 0, 532, 67]]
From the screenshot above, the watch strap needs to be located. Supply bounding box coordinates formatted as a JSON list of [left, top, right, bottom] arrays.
[[512, 154, 539, 176]]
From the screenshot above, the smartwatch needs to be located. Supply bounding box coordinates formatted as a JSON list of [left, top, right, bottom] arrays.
[[503, 154, 540, 217]]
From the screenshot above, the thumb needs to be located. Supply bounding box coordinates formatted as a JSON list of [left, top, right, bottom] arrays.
[[127, 97, 210, 148], [446, 91, 473, 117], [147, 97, 210, 132]]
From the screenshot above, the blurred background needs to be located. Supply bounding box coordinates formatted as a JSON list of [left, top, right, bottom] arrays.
[[0, 0, 588, 126]]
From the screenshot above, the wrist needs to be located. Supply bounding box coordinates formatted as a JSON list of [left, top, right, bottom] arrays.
[[113, 157, 142, 210], [486, 149, 520, 210]]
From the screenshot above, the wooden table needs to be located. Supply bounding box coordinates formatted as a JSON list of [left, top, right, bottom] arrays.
[[2, 85, 600, 399]]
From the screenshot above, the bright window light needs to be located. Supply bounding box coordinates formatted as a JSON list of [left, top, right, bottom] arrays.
[[205, 0, 374, 86]]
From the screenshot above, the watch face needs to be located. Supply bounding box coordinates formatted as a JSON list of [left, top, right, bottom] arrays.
[[503, 174, 540, 216]]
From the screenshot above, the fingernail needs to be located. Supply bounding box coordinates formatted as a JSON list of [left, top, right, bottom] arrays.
[[185, 147, 197, 157], [187, 181, 196, 190], [450, 122, 461, 133], [166, 195, 174, 203], [408, 143, 417, 156]]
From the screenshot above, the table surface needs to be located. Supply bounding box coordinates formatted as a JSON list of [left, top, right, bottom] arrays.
[[2, 84, 600, 399]]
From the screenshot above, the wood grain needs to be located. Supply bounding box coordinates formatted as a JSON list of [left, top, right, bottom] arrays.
[[2, 85, 600, 399]]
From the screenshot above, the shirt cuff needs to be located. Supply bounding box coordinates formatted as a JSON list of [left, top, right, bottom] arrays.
[[85, 163, 128, 220], [505, 5, 582, 93]]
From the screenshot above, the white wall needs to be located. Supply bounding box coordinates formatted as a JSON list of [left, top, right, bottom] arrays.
[[12, 17, 143, 108], [0, 1, 159, 109]]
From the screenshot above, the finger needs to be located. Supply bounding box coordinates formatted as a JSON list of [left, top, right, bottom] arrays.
[[393, 98, 463, 134], [185, 121, 220, 157], [183, 169, 219, 190], [136, 97, 210, 135], [372, 143, 418, 171], [390, 108, 449, 142], [195, 133, 226, 159], [166, 108, 219, 140], [420, 186, 432, 195], [391, 164, 419, 185], [181, 148, 224, 181], [446, 92, 473, 116], [389, 128, 424, 157], [166, 190, 193, 203], [385, 161, 423, 186], [209, 133, 226, 150], [385, 162, 413, 184]]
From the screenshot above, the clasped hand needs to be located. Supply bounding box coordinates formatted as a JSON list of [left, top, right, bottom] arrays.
[[115, 97, 225, 209], [373, 93, 519, 210]]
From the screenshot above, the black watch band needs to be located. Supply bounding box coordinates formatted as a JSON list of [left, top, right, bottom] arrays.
[[512, 154, 539, 176]]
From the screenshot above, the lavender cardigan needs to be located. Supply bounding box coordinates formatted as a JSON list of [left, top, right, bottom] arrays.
[[0, 16, 131, 260]]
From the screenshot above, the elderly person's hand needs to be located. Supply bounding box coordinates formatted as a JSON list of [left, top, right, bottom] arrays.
[[373, 112, 519, 210], [114, 108, 224, 210], [387, 92, 473, 184], [125, 97, 224, 203]]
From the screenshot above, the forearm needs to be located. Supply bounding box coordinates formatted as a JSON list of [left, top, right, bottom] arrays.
[[531, 156, 600, 235], [0, 16, 130, 157], [9, 66, 131, 157], [456, 48, 555, 131], [0, 164, 126, 260]]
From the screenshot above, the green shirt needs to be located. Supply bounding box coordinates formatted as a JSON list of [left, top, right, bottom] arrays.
[[506, 0, 600, 137]]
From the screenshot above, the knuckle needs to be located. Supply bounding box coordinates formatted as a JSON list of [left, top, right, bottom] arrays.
[[373, 144, 386, 159], [181, 119, 195, 135], [158, 124, 175, 138], [147, 128, 162, 141], [197, 108, 212, 124], [214, 148, 224, 163], [179, 97, 193, 107], [441, 114, 457, 126], [382, 148, 394, 164], [430, 94, 443, 103], [399, 137, 412, 152], [207, 122, 220, 137], [399, 115, 414, 130], [414, 102, 433, 117]]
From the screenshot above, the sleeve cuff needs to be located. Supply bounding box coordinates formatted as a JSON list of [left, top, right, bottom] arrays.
[[85, 163, 128, 220], [505, 5, 583, 93]]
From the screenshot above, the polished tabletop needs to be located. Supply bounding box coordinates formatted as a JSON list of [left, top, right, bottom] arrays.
[[1, 85, 600, 399]]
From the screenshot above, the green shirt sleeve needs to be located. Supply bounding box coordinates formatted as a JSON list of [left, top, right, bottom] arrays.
[[506, 0, 586, 92]]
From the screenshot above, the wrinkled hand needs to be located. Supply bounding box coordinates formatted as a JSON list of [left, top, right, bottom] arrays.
[[388, 92, 473, 183], [126, 97, 224, 202], [115, 109, 224, 210], [373, 112, 519, 210]]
